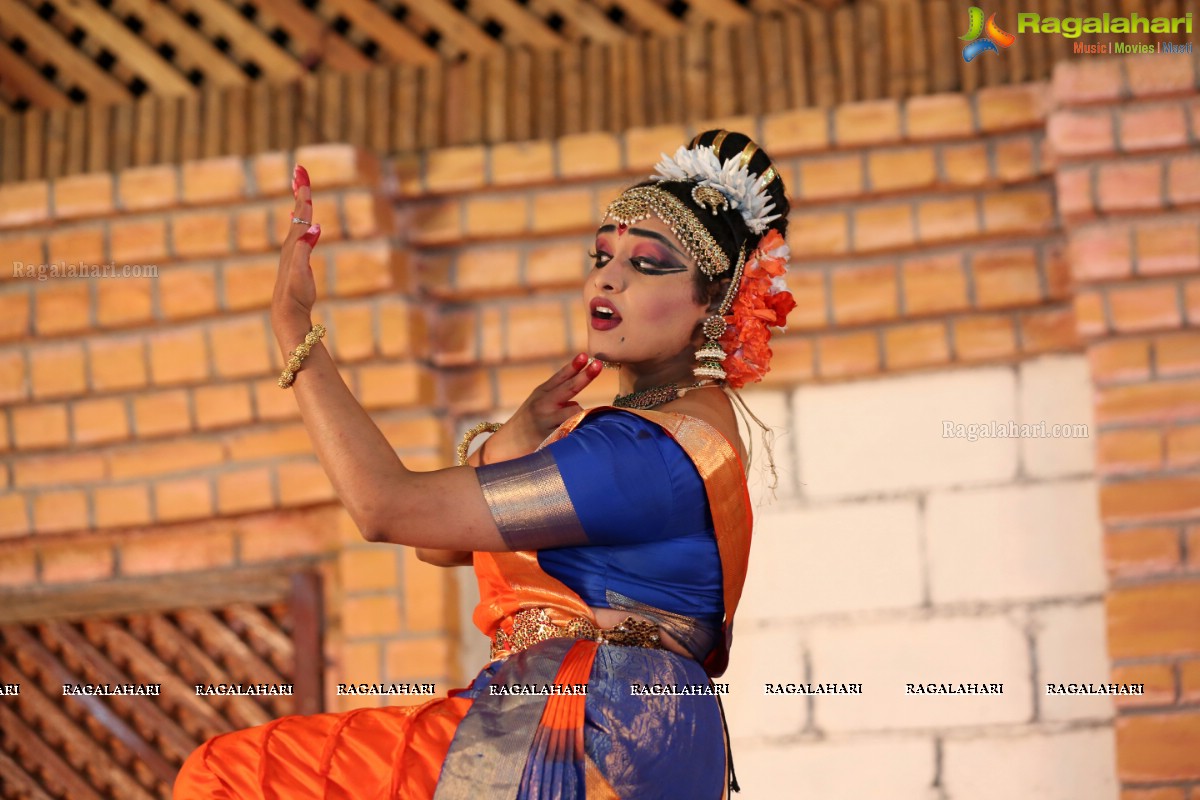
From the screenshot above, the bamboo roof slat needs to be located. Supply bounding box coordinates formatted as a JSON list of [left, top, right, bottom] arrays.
[[164, 0, 303, 81], [469, 0, 567, 48], [252, 0, 375, 72], [0, 40, 71, 108], [115, 0, 250, 86], [320, 0, 440, 64]]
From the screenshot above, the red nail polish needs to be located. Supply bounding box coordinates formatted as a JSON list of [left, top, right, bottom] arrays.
[[293, 164, 310, 196], [299, 223, 320, 247]]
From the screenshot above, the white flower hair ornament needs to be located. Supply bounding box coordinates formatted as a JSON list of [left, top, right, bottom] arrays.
[[650, 144, 782, 235]]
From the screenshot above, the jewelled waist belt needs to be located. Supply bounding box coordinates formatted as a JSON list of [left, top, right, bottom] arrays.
[[490, 607, 665, 660]]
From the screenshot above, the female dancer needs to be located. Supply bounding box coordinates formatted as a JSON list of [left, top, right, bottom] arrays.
[[174, 129, 794, 799]]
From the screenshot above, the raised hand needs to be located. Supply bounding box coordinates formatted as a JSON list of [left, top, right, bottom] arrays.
[[271, 164, 321, 345]]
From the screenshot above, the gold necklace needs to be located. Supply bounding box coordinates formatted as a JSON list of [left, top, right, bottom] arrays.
[[613, 379, 718, 410]]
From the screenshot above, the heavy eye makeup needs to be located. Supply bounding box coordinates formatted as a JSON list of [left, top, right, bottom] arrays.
[[588, 246, 687, 275]]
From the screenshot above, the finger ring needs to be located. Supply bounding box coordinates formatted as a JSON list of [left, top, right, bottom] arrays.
[[291, 216, 311, 225]]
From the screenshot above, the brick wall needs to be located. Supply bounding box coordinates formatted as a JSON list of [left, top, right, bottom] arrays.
[[0, 51, 1197, 795]]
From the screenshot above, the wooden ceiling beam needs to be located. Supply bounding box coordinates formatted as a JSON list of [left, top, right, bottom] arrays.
[[0, 0, 130, 104], [252, 0, 376, 72], [468, 0, 568, 48], [531, 0, 629, 42], [320, 0, 440, 64], [52, 0, 195, 95], [0, 40, 72, 108], [167, 0, 303, 80], [684, 0, 755, 23], [402, 0, 505, 54], [114, 0, 248, 86], [607, 0, 686, 34]]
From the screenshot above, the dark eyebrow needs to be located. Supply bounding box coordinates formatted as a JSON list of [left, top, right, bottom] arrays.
[[596, 224, 687, 259]]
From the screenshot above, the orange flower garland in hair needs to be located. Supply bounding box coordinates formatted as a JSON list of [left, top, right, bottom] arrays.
[[718, 229, 797, 389]]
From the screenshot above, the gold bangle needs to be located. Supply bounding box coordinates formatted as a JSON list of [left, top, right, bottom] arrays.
[[278, 323, 326, 389], [457, 421, 502, 466]]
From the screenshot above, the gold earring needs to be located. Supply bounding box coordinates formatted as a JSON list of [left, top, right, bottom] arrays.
[[694, 315, 728, 381]]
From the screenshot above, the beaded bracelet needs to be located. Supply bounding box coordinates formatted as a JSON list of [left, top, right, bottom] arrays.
[[456, 421, 502, 466], [278, 323, 326, 389]]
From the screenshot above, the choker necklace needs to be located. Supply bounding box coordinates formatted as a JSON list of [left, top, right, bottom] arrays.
[[613, 379, 718, 410]]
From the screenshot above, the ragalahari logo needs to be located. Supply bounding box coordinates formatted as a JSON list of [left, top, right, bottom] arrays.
[[960, 7, 1016, 61]]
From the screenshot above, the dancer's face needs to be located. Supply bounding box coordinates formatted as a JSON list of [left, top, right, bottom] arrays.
[[583, 215, 710, 366]]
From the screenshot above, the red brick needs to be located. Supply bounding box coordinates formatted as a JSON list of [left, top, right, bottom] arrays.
[[1098, 161, 1165, 213], [173, 211, 232, 260], [0, 349, 25, 405], [976, 84, 1047, 132], [526, 242, 585, 290], [252, 379, 302, 423], [1185, 658, 1200, 700], [1046, 109, 1114, 158], [31, 281, 89, 337], [326, 304, 375, 363], [120, 526, 236, 575], [917, 196, 978, 243], [817, 331, 879, 378], [1126, 55, 1194, 99], [785, 270, 826, 330], [96, 277, 153, 329], [3, 232, 46, 268], [993, 136, 1039, 182], [1157, 332, 1200, 377], [1166, 424, 1200, 469], [623, 125, 690, 173], [0, 492, 29, 539], [443, 368, 492, 414], [1115, 712, 1200, 782], [490, 141, 556, 187], [791, 211, 848, 257], [71, 397, 130, 446], [342, 191, 392, 239], [0, 181, 50, 227], [11, 452, 104, 489], [506, 300, 567, 361], [117, 164, 179, 211], [798, 155, 863, 201], [1109, 663, 1177, 709], [92, 483, 151, 529], [424, 145, 486, 194], [0, 546, 35, 586], [761, 107, 829, 154], [222, 256, 276, 311], [1020, 307, 1078, 353], [1109, 578, 1200, 657], [1101, 475, 1200, 525], [181, 156, 247, 205], [1098, 428, 1163, 474], [108, 440, 224, 480], [29, 342, 86, 399], [1069, 225, 1133, 282], [333, 243, 403, 297], [940, 142, 989, 187], [981, 189, 1054, 235], [340, 545, 401, 593], [1136, 219, 1200, 276], [237, 508, 335, 562], [954, 314, 1017, 361], [233, 208, 272, 253], [430, 308, 477, 367], [130, 389, 190, 439], [216, 466, 275, 515], [226, 423, 311, 461], [385, 638, 450, 682], [557, 132, 621, 179], [972, 248, 1041, 308], [293, 144, 380, 189], [251, 152, 291, 197], [159, 264, 218, 320], [110, 218, 169, 264], [379, 298, 427, 360], [1166, 154, 1200, 206], [1051, 59, 1122, 105], [831, 264, 897, 324], [32, 488, 89, 534], [531, 189, 593, 235], [868, 148, 936, 193], [357, 363, 433, 410], [153, 476, 214, 523], [193, 383, 252, 431], [42, 538, 114, 583], [1044, 245, 1073, 301], [341, 595, 402, 638], [53, 173, 114, 219], [905, 93, 974, 140], [409, 199, 463, 247], [209, 318, 270, 379], [12, 404, 68, 450], [1108, 283, 1181, 334], [276, 458, 335, 507], [147, 327, 208, 386], [834, 100, 900, 147], [1088, 339, 1151, 384], [47, 225, 105, 264], [1189, 279, 1200, 326], [402, 546, 451, 631], [884, 321, 948, 369], [760, 336, 815, 385], [1055, 167, 1093, 219], [1097, 379, 1200, 425], [1120, 103, 1189, 152], [854, 204, 915, 251]]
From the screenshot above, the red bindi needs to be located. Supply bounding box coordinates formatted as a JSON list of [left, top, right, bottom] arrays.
[[617, 223, 628, 235]]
